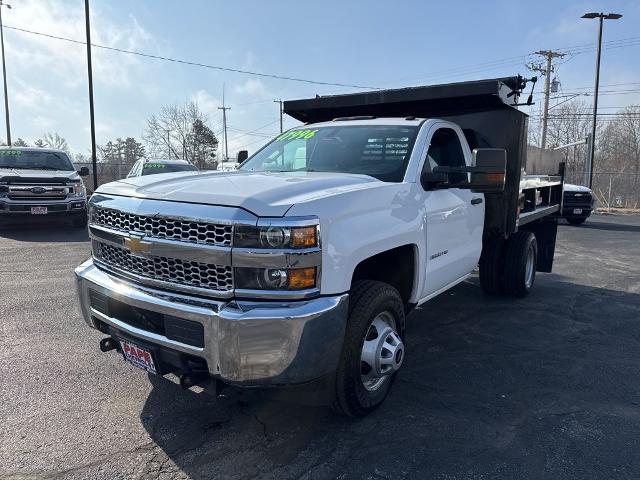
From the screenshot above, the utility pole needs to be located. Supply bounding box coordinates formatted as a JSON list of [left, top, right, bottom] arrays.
[[274, 99, 283, 133], [0, 1, 11, 146], [218, 86, 230, 165], [527, 50, 565, 151], [581, 12, 622, 189], [84, 0, 98, 190]]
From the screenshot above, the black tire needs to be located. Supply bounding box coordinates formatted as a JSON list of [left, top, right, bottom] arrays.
[[503, 231, 537, 298], [479, 236, 506, 295], [567, 217, 587, 226], [72, 215, 88, 228], [332, 280, 405, 417]]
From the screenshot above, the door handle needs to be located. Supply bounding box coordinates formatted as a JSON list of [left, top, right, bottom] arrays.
[[471, 197, 483, 205]]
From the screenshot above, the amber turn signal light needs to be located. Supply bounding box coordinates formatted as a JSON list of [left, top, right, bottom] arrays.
[[291, 226, 317, 248], [288, 267, 316, 289]]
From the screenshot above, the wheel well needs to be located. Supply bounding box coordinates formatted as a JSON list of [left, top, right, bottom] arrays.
[[351, 245, 416, 308]]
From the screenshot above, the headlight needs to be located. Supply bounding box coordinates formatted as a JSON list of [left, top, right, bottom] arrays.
[[234, 223, 318, 249], [69, 183, 86, 197], [235, 267, 317, 290]]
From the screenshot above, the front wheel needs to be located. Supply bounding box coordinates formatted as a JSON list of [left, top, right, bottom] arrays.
[[332, 280, 405, 417]]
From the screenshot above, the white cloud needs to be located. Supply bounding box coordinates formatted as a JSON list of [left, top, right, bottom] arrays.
[[12, 80, 53, 108], [31, 115, 55, 132], [190, 90, 221, 118], [4, 0, 154, 89], [234, 78, 270, 100], [83, 122, 112, 136]]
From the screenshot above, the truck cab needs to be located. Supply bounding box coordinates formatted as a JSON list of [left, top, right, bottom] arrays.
[[75, 76, 563, 416], [0, 147, 89, 227]]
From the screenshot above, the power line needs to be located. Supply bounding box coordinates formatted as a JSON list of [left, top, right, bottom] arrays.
[[227, 119, 280, 141], [227, 127, 276, 138], [4, 24, 378, 90], [7, 23, 640, 95], [386, 35, 640, 87], [236, 135, 272, 150]]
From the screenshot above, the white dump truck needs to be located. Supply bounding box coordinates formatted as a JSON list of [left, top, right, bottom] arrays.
[[75, 76, 564, 416]]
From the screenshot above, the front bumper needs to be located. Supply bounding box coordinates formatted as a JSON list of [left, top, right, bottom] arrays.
[[0, 198, 86, 216], [75, 258, 348, 386], [561, 205, 593, 218]]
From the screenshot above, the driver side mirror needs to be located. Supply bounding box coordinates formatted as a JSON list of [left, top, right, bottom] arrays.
[[78, 166, 90, 177], [467, 148, 506, 193], [429, 148, 506, 193], [420, 171, 448, 190], [237, 150, 249, 163]]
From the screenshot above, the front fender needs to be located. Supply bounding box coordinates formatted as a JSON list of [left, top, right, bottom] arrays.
[[286, 183, 426, 299]]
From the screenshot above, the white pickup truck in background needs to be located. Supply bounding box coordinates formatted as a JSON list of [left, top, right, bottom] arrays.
[[75, 76, 564, 416]]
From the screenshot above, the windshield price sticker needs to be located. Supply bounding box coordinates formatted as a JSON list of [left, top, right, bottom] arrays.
[[144, 163, 166, 169], [0, 150, 22, 156], [275, 129, 318, 142]]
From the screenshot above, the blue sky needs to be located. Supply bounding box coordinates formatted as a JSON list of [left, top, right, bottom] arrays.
[[3, 0, 639, 158]]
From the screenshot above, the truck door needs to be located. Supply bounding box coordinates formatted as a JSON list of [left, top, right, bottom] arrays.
[[419, 125, 484, 297]]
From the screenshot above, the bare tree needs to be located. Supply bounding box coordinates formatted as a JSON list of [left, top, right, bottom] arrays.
[[144, 100, 218, 168], [35, 132, 70, 153], [544, 100, 593, 177]]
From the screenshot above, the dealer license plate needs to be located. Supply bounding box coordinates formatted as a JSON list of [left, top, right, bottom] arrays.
[[573, 208, 583, 215], [31, 206, 47, 215], [119, 339, 157, 374]]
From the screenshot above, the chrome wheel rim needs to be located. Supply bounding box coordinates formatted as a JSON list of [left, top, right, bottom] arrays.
[[360, 311, 404, 392], [525, 246, 535, 288]]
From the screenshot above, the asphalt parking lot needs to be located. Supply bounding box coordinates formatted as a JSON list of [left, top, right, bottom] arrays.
[[1, 214, 640, 480]]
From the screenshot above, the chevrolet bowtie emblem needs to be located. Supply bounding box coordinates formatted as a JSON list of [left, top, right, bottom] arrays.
[[124, 235, 152, 255]]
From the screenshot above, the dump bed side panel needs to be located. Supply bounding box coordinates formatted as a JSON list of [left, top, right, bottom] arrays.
[[439, 108, 527, 235]]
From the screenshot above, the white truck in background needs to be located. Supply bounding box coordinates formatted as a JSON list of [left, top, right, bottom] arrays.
[[75, 76, 564, 416]]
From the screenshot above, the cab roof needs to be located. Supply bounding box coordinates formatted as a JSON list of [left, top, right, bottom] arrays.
[[143, 158, 193, 165], [0, 146, 69, 155]]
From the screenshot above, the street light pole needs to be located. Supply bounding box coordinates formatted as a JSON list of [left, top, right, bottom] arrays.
[[581, 11, 622, 189], [0, 1, 12, 146], [84, 0, 98, 190]]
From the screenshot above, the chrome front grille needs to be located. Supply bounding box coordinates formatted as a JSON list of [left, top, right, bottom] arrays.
[[93, 207, 233, 246], [8, 184, 68, 200], [95, 242, 234, 291]]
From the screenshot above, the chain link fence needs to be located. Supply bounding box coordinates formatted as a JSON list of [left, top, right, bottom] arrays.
[[564, 169, 640, 209]]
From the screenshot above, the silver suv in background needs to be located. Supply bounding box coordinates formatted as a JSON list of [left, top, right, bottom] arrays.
[[126, 159, 198, 178], [0, 147, 89, 228]]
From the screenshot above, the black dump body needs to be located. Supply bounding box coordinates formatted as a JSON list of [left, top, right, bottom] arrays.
[[284, 76, 547, 236]]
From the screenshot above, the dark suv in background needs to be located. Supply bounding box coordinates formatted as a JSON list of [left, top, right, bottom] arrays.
[[0, 147, 89, 228]]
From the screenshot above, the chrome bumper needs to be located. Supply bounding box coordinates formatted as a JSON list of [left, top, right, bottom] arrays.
[[74, 258, 348, 385]]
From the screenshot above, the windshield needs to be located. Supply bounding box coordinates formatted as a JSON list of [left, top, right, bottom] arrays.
[[142, 163, 198, 175], [239, 125, 419, 182], [0, 150, 74, 171]]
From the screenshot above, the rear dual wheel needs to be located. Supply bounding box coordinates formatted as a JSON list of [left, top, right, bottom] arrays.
[[480, 231, 538, 298], [503, 231, 537, 297], [332, 280, 405, 417]]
